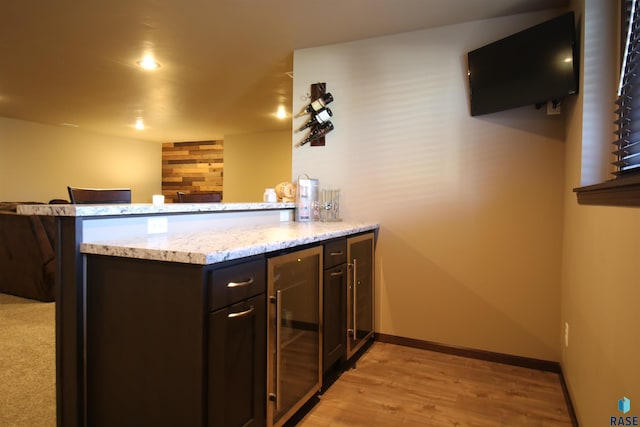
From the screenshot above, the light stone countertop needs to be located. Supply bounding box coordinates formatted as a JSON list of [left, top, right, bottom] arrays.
[[17, 202, 295, 217], [81, 220, 379, 265]]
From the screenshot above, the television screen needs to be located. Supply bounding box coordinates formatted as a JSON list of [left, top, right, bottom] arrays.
[[467, 12, 578, 116]]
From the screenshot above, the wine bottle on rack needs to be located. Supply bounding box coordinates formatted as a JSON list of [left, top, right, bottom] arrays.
[[297, 108, 333, 132], [297, 92, 334, 116], [300, 121, 334, 146]]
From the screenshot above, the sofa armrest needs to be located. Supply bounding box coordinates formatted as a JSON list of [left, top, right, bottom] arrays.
[[29, 215, 55, 265], [0, 212, 56, 301]]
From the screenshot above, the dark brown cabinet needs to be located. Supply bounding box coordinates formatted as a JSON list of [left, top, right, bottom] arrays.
[[322, 238, 347, 377], [84, 254, 266, 427], [81, 230, 375, 427], [208, 258, 266, 427], [85, 256, 207, 427], [347, 232, 375, 359], [209, 295, 265, 427]]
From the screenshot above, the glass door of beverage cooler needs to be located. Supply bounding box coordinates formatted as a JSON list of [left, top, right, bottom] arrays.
[[347, 233, 374, 359], [267, 246, 322, 427]]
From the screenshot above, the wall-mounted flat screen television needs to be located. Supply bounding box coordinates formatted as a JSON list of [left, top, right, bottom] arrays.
[[467, 11, 578, 116]]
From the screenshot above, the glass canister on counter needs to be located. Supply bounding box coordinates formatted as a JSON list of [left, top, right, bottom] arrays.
[[320, 188, 341, 222]]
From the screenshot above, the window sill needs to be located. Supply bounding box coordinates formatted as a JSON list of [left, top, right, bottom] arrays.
[[574, 174, 640, 207]]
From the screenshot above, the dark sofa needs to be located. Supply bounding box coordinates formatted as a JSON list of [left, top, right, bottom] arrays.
[[0, 202, 57, 302]]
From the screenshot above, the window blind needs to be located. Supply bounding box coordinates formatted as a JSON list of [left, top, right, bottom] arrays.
[[573, 0, 640, 206], [614, 0, 640, 176]]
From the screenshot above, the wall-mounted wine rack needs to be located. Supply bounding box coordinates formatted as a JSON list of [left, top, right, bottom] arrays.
[[310, 83, 327, 147], [298, 82, 334, 147]]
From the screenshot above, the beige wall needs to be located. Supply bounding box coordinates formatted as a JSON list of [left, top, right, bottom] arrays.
[[562, 1, 640, 425], [292, 9, 568, 361], [0, 117, 161, 202], [0, 117, 290, 204], [2, 3, 634, 422], [223, 129, 292, 202]]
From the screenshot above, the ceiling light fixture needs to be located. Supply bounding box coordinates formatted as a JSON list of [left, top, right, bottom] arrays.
[[137, 55, 160, 70], [276, 105, 287, 119], [135, 118, 145, 130]]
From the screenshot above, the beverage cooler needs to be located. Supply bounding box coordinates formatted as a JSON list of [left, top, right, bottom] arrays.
[[267, 246, 322, 427], [347, 233, 375, 359]]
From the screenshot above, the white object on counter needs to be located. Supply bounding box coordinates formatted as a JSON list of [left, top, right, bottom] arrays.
[[263, 188, 277, 203], [152, 194, 165, 205]]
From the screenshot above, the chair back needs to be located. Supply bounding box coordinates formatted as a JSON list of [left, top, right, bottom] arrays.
[[177, 191, 222, 203], [67, 187, 132, 204]]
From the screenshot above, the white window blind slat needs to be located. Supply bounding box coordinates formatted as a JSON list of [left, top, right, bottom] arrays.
[[614, 0, 640, 175]]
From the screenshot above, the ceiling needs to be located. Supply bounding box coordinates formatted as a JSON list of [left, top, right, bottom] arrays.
[[0, 0, 568, 143]]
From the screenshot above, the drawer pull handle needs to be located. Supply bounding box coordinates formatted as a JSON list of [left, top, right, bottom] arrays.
[[330, 251, 344, 256], [228, 306, 255, 318], [227, 278, 254, 288], [330, 270, 344, 277]]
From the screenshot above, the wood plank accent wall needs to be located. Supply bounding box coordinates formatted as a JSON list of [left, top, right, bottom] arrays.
[[162, 140, 223, 203]]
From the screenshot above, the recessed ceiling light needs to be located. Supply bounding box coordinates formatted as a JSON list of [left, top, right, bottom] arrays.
[[276, 105, 287, 119], [135, 118, 145, 130], [137, 55, 160, 70]]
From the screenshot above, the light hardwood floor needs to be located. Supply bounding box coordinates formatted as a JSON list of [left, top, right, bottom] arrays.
[[0, 292, 572, 426], [299, 342, 572, 426]]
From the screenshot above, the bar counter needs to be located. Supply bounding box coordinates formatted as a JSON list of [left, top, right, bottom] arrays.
[[16, 202, 378, 427]]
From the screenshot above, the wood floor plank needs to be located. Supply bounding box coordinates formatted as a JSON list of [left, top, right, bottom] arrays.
[[299, 342, 572, 426]]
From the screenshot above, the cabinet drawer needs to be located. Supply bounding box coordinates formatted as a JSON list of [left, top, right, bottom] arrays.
[[209, 294, 265, 427], [323, 238, 347, 269], [208, 259, 266, 311]]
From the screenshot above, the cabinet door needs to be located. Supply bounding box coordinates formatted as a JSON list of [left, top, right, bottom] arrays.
[[346, 233, 375, 359], [323, 263, 346, 374], [209, 294, 266, 427], [86, 256, 206, 427]]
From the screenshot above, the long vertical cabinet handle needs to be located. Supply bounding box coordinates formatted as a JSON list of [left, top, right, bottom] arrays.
[[275, 289, 282, 413], [352, 258, 357, 340]]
